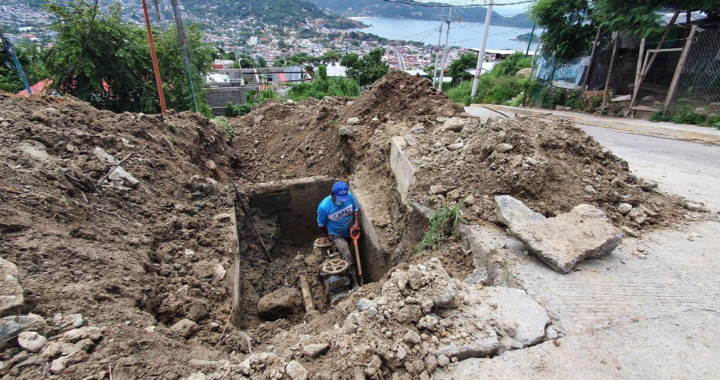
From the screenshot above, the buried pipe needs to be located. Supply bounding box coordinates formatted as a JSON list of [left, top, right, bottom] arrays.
[[298, 275, 316, 314]]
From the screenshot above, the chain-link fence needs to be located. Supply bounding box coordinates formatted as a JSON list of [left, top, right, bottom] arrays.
[[667, 28, 720, 111]]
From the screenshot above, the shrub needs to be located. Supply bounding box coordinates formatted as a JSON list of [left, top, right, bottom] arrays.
[[418, 202, 466, 251]]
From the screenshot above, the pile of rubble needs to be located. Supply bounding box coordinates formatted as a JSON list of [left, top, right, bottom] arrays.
[[403, 116, 684, 232]]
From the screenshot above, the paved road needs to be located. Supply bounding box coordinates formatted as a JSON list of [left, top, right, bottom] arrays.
[[465, 106, 720, 211]]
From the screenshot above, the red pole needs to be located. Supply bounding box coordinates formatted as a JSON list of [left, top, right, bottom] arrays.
[[142, 0, 167, 114]]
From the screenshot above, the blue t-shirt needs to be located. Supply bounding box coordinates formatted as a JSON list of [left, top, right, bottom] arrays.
[[317, 193, 359, 237]]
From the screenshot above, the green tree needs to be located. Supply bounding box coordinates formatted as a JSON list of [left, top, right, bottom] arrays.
[[596, 0, 719, 37], [531, 0, 597, 60], [0, 41, 47, 93], [446, 52, 478, 85], [44, 1, 214, 114], [346, 48, 388, 86]]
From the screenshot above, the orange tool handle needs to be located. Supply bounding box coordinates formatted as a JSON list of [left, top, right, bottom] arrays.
[[351, 229, 363, 283]]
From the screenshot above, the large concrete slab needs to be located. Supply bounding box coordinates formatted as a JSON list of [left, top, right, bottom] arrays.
[[437, 309, 720, 380]]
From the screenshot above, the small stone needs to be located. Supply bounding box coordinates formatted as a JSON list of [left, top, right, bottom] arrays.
[[622, 226, 640, 238], [403, 330, 421, 345], [357, 298, 377, 312], [286, 99, 295, 105], [404, 135, 419, 146], [365, 308, 378, 318], [411, 124, 427, 134], [205, 160, 217, 170], [439, 117, 465, 132], [545, 326, 559, 340], [433, 141, 443, 148], [286, 360, 308, 380], [170, 319, 197, 338], [424, 355, 438, 373], [684, 202, 704, 212], [346, 117, 360, 125], [617, 203, 632, 215], [437, 355, 450, 367], [584, 185, 596, 194], [302, 343, 329, 358], [496, 143, 514, 153], [429, 185, 448, 195], [18, 331, 47, 353], [464, 195, 475, 205], [446, 189, 461, 202], [397, 345, 407, 360], [447, 142, 464, 151]]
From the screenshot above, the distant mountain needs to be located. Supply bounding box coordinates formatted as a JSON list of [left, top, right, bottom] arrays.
[[307, 0, 534, 29]]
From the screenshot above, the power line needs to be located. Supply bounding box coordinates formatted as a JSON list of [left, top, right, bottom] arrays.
[[381, 0, 535, 8]]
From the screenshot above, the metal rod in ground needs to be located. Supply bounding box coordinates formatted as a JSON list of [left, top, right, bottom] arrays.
[[432, 7, 445, 89], [230, 178, 273, 261], [471, 0, 494, 99], [0, 26, 32, 94], [171, 0, 198, 113], [141, 0, 167, 114], [438, 6, 453, 92]]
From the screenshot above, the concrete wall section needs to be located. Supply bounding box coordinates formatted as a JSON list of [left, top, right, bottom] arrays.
[[390, 136, 416, 200], [206, 86, 258, 116], [352, 191, 392, 283]]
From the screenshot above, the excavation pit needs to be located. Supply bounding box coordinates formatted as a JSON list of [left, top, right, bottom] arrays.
[[233, 176, 391, 325]]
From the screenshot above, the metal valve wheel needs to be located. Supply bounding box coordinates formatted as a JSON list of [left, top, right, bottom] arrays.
[[322, 258, 349, 275]]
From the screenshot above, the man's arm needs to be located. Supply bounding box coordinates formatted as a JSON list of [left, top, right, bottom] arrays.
[[351, 211, 360, 234], [318, 204, 329, 243]]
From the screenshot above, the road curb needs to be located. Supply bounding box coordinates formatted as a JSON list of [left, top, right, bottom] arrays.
[[471, 104, 720, 145]]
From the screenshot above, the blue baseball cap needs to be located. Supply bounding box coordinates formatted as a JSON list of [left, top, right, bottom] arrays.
[[332, 181, 350, 202]]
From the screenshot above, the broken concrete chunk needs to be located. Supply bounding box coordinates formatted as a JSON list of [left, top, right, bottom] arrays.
[[0, 257, 24, 318], [494, 195, 546, 227], [286, 360, 308, 380], [302, 343, 330, 358], [684, 202, 704, 212], [18, 331, 47, 352], [438, 117, 465, 133], [508, 202, 623, 273], [93, 147, 139, 188], [0, 314, 47, 349], [257, 287, 302, 320], [404, 135, 419, 146], [436, 335, 501, 360]]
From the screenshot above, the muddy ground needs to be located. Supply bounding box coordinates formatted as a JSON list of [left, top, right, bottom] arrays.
[[0, 71, 689, 379]]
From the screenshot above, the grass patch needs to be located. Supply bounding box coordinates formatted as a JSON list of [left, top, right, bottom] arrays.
[[418, 202, 466, 251]]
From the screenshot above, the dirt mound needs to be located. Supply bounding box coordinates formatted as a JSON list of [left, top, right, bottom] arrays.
[[404, 116, 684, 231], [230, 97, 351, 182], [0, 92, 244, 378], [340, 70, 464, 125]]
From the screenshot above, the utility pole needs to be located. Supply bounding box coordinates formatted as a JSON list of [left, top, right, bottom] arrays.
[[471, 0, 494, 100], [0, 25, 32, 94], [171, 0, 198, 113], [438, 6, 453, 91], [432, 7, 445, 88], [525, 23, 536, 57], [141, 0, 167, 114]]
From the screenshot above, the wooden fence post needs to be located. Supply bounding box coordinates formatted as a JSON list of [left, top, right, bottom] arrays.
[[582, 27, 603, 90], [602, 33, 620, 108], [663, 25, 699, 114]]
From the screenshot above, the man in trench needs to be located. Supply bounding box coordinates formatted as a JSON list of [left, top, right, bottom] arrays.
[[317, 181, 361, 288]]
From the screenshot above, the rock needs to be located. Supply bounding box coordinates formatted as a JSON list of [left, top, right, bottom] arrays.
[[508, 203, 622, 273], [637, 204, 657, 217], [621, 226, 640, 238], [555, 105, 564, 111], [357, 298, 377, 312], [49, 350, 86, 375], [464, 268, 489, 285], [684, 202, 704, 212], [446, 189, 462, 202], [302, 343, 330, 358], [639, 180, 659, 191], [627, 208, 648, 224], [339, 126, 356, 136], [346, 117, 360, 125], [51, 313, 85, 329], [437, 355, 450, 367], [417, 314, 439, 331], [641, 95, 656, 102], [429, 185, 448, 195], [213, 213, 232, 223], [495, 195, 546, 227], [694, 107, 708, 116], [286, 360, 308, 380], [545, 325, 559, 340], [257, 287, 302, 320], [584, 185, 596, 194], [617, 203, 633, 215], [170, 319, 197, 338], [205, 160, 217, 170], [397, 345, 407, 360], [18, 141, 52, 163], [192, 261, 225, 282], [0, 314, 47, 349], [496, 143, 514, 153], [436, 335, 501, 360], [0, 258, 24, 318], [286, 99, 295, 105], [63, 326, 103, 343], [436, 116, 449, 123], [183, 373, 207, 380], [425, 355, 439, 373], [403, 330, 421, 345], [404, 135, 419, 146], [18, 331, 46, 353], [447, 142, 464, 151], [439, 117, 465, 133], [411, 124, 427, 134], [464, 194, 475, 205], [93, 147, 140, 188]]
